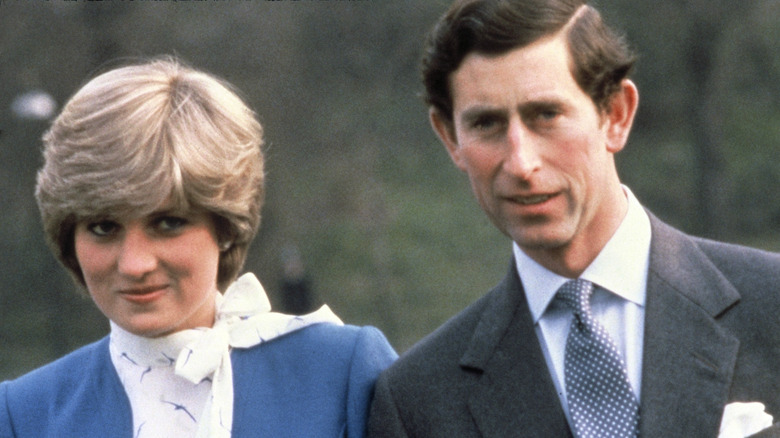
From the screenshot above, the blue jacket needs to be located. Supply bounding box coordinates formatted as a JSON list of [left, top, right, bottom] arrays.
[[1, 323, 397, 437]]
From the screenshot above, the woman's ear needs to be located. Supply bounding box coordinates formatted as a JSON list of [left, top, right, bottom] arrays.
[[429, 107, 467, 171], [604, 79, 639, 154]]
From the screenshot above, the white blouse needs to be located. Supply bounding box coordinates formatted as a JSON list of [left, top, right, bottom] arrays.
[[108, 273, 344, 438], [110, 322, 212, 438]]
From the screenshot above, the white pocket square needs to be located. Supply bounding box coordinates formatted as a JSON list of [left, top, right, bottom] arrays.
[[719, 402, 774, 438]]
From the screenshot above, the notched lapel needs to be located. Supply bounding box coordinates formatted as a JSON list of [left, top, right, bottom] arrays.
[[640, 217, 741, 438], [463, 265, 572, 438]]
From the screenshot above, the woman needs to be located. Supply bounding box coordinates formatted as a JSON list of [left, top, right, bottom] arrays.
[[0, 58, 397, 438]]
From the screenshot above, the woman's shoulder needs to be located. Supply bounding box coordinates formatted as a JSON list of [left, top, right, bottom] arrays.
[[233, 322, 396, 372], [251, 323, 392, 356], [283, 322, 384, 344], [1, 337, 133, 437], [1, 338, 112, 433], [229, 324, 397, 436], [2, 337, 110, 401]]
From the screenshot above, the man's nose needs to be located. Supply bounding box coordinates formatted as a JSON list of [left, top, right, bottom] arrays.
[[117, 227, 157, 278], [504, 121, 541, 179]]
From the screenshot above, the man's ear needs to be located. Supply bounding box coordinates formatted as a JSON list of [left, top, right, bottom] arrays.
[[429, 107, 466, 171], [604, 79, 639, 154]]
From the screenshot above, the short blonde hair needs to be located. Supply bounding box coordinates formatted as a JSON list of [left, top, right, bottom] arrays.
[[36, 57, 265, 292]]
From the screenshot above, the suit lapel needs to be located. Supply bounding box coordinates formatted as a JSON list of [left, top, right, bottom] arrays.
[[457, 215, 742, 437], [640, 215, 740, 437], [462, 264, 572, 438]]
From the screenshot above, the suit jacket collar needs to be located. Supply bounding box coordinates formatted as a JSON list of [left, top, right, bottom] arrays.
[[461, 263, 573, 437], [639, 213, 740, 437], [457, 214, 740, 437]]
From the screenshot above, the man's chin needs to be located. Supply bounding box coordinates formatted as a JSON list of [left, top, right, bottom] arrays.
[[511, 229, 571, 252]]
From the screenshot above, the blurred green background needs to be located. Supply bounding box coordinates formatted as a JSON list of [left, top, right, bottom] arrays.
[[1, 0, 778, 380]]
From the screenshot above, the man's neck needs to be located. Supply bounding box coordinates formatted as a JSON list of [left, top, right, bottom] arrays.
[[522, 186, 629, 278]]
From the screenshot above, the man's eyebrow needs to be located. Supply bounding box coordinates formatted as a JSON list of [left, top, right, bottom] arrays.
[[459, 106, 506, 124], [520, 99, 567, 113], [518, 93, 567, 107], [459, 97, 568, 121]]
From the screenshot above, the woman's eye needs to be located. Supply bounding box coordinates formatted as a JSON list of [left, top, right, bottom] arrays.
[[156, 216, 188, 232], [87, 221, 119, 237]]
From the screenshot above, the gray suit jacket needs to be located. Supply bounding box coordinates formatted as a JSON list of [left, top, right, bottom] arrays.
[[368, 214, 780, 437]]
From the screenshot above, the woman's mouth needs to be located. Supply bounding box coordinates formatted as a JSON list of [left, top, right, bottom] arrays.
[[119, 285, 168, 304]]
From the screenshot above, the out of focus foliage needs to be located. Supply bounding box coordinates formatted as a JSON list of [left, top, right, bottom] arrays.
[[1, 0, 778, 379]]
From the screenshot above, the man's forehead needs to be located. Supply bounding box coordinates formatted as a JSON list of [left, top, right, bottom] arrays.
[[448, 32, 578, 112]]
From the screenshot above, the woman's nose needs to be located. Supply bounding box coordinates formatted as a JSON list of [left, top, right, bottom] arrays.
[[116, 227, 157, 278]]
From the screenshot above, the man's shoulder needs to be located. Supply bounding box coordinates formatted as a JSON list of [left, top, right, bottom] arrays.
[[692, 237, 780, 301], [650, 214, 780, 282], [693, 236, 780, 270], [382, 288, 497, 383], [650, 216, 780, 313]]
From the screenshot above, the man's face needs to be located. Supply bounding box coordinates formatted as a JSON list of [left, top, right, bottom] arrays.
[[431, 31, 636, 276]]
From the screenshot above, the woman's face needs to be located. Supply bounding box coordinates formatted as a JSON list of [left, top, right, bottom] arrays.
[[74, 206, 221, 337]]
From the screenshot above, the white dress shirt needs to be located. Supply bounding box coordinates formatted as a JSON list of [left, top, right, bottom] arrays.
[[514, 186, 651, 420]]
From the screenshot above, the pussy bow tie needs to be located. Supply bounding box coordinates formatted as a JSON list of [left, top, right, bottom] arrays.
[[174, 273, 343, 438]]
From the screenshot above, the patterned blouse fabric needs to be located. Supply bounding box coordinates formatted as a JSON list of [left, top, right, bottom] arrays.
[[109, 273, 343, 438]]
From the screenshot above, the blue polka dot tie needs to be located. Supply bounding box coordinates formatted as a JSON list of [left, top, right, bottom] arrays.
[[558, 279, 640, 438]]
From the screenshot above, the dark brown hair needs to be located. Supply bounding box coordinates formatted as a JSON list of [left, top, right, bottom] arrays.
[[422, 0, 636, 119]]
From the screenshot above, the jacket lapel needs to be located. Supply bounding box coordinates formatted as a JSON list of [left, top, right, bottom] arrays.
[[63, 338, 133, 437], [463, 264, 572, 438], [639, 215, 740, 437], [457, 214, 742, 437]]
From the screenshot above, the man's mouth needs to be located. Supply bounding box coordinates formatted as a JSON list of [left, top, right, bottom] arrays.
[[514, 194, 555, 205]]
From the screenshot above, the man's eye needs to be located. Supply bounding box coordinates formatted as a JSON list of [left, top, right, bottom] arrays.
[[472, 116, 504, 133], [88, 221, 119, 237], [527, 106, 561, 123]]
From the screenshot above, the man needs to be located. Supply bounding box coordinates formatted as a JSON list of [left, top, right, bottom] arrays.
[[368, 0, 780, 437]]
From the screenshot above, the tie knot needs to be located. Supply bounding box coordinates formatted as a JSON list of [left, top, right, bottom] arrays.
[[556, 279, 594, 318]]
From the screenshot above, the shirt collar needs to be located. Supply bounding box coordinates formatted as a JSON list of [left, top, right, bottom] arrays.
[[516, 186, 652, 323]]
